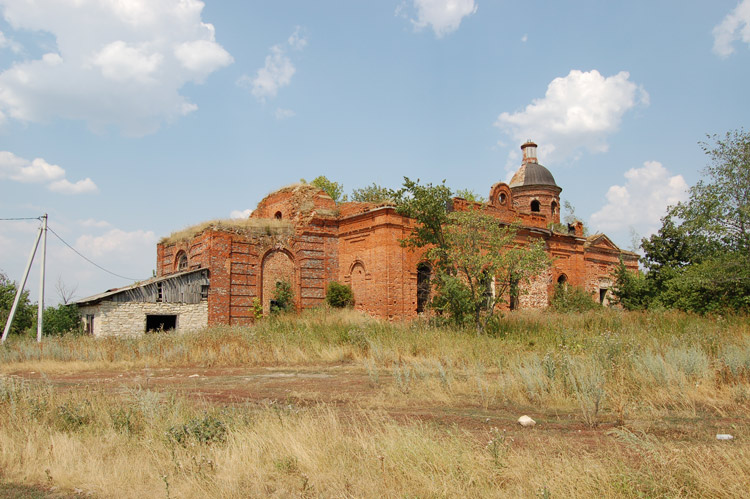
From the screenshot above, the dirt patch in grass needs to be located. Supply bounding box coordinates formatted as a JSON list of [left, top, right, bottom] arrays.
[[7, 365, 744, 448]]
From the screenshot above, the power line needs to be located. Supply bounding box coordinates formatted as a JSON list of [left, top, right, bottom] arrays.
[[47, 225, 140, 282], [0, 217, 43, 221]]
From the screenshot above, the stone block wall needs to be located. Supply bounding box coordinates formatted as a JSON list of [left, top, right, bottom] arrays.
[[78, 301, 208, 337]]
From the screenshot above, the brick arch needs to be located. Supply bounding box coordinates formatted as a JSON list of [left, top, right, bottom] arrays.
[[175, 250, 188, 272], [261, 248, 296, 314], [348, 260, 367, 311]]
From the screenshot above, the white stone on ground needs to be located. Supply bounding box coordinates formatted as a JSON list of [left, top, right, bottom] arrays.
[[518, 415, 536, 427]]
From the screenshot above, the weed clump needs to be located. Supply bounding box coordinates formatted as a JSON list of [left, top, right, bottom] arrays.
[[326, 281, 354, 308], [167, 415, 227, 446], [550, 284, 600, 312]]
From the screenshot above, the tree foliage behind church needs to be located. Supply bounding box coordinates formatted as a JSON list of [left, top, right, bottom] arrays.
[[615, 129, 750, 313]]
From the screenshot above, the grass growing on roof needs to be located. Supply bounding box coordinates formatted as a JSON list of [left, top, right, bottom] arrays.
[[159, 217, 294, 245]]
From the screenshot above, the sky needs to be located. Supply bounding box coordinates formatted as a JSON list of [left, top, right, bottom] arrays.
[[1, 0, 749, 305]]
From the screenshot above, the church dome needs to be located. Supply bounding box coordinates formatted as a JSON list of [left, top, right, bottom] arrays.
[[509, 162, 558, 188], [509, 140, 559, 188]]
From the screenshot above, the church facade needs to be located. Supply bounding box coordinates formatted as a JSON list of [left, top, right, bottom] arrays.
[[76, 142, 638, 336]]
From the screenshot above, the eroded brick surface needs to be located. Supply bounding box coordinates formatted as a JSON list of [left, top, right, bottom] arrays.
[[157, 146, 638, 323]]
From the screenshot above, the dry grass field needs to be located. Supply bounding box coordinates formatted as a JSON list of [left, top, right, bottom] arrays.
[[1, 309, 749, 497]]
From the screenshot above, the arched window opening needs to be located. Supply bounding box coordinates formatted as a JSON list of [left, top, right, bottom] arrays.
[[176, 252, 188, 271], [530, 200, 541, 212], [551, 201, 558, 217], [274, 211, 283, 220], [557, 274, 568, 285], [261, 250, 295, 315], [416, 263, 432, 313], [498, 192, 507, 205]]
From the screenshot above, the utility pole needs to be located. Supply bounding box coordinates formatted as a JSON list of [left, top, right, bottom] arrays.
[[37, 214, 48, 343], [1, 217, 43, 343]]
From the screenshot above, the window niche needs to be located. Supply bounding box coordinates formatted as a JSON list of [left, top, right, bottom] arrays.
[[176, 251, 188, 271], [416, 263, 432, 313]]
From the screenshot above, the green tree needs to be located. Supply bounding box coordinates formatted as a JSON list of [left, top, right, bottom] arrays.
[[659, 252, 750, 313], [350, 183, 394, 203], [429, 210, 549, 333], [43, 304, 82, 336], [454, 188, 487, 204], [392, 177, 453, 268], [609, 258, 651, 311], [639, 129, 750, 313], [303, 176, 347, 204], [639, 211, 709, 301], [681, 129, 750, 253], [0, 271, 35, 336], [325, 281, 354, 308]]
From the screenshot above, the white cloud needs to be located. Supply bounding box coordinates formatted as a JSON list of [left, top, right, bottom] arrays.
[[0, 0, 233, 135], [174, 39, 233, 77], [249, 46, 295, 101], [79, 219, 112, 229], [0, 151, 33, 179], [13, 158, 66, 183], [2, 220, 157, 305], [521, 34, 528, 43], [275, 108, 295, 120], [590, 161, 688, 236], [0, 151, 97, 194], [287, 27, 307, 50], [48, 177, 98, 195], [0, 30, 21, 53], [91, 41, 163, 83], [495, 69, 648, 167], [406, 0, 477, 38], [76, 228, 157, 260], [241, 29, 306, 103], [230, 209, 253, 219], [713, 0, 750, 57]]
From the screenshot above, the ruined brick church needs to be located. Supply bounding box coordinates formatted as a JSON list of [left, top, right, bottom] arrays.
[[77, 141, 638, 336]]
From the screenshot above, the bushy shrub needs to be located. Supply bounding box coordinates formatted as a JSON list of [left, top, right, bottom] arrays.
[[326, 281, 354, 308], [43, 304, 82, 336], [550, 284, 600, 312], [271, 280, 294, 314]]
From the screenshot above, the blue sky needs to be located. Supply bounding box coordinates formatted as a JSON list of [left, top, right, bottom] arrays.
[[1, 0, 749, 304]]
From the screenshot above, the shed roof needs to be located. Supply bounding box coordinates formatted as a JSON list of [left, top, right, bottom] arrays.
[[74, 268, 207, 306]]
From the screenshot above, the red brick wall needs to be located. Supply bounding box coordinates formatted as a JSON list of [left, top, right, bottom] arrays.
[[511, 185, 562, 225], [261, 249, 295, 314], [154, 182, 638, 324]]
